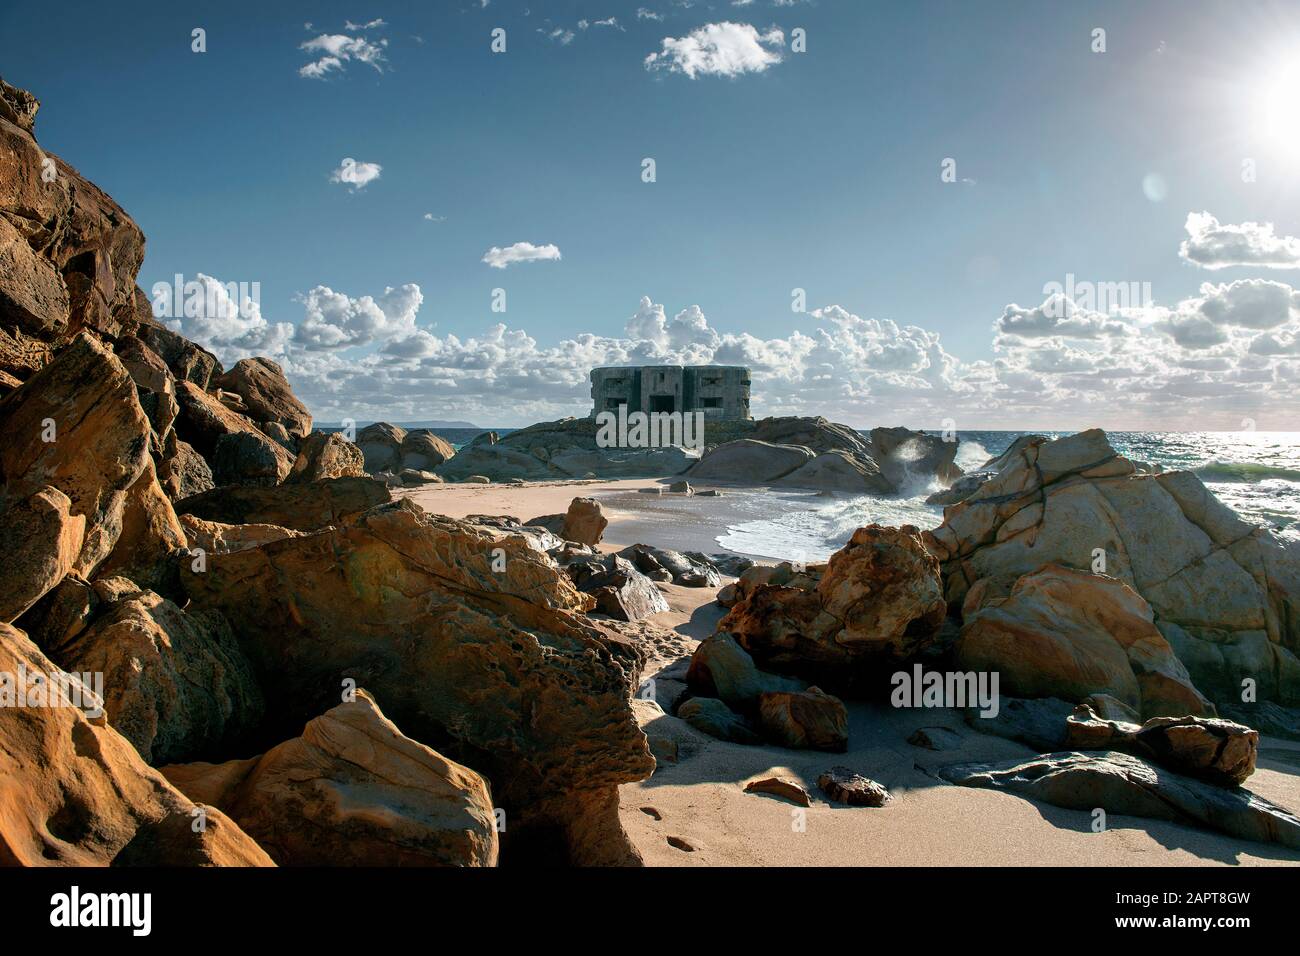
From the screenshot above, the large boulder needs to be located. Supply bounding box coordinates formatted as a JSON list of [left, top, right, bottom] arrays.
[[561, 496, 607, 546], [719, 524, 946, 677], [48, 589, 264, 765], [751, 416, 875, 457], [689, 439, 815, 484], [174, 380, 294, 485], [772, 449, 893, 494], [157, 436, 214, 500], [956, 565, 1213, 720], [567, 554, 669, 622], [0, 332, 178, 579], [686, 631, 804, 708], [0, 486, 84, 623], [115, 335, 177, 449], [215, 358, 311, 440], [137, 324, 221, 389], [287, 431, 365, 483], [357, 421, 406, 473], [865, 426, 962, 489], [400, 428, 455, 471], [757, 687, 849, 751], [926, 429, 1300, 708], [180, 498, 654, 863], [161, 690, 497, 866], [0, 622, 272, 866], [175, 476, 390, 531]]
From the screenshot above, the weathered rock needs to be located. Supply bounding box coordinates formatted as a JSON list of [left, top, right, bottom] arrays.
[[399, 468, 443, 486], [287, 431, 365, 483], [668, 480, 693, 494], [50, 589, 263, 765], [774, 449, 893, 494], [157, 437, 214, 500], [0, 486, 84, 623], [926, 429, 1300, 709], [686, 632, 804, 708], [941, 751, 1300, 849], [0, 622, 272, 866], [676, 696, 762, 744], [174, 380, 294, 485], [956, 565, 1213, 720], [965, 696, 1073, 751], [569, 554, 669, 622], [1221, 701, 1300, 742], [744, 775, 812, 806], [0, 332, 162, 577], [1065, 705, 1257, 787], [14, 573, 98, 654], [689, 439, 816, 484], [215, 358, 311, 439], [115, 335, 176, 446], [0, 213, 68, 336], [866, 426, 962, 489], [720, 524, 946, 676], [926, 471, 994, 506], [561, 496, 607, 545], [137, 324, 221, 388], [178, 514, 302, 555], [161, 690, 497, 866], [817, 766, 891, 807], [175, 476, 390, 531], [180, 498, 652, 862], [400, 428, 455, 471], [758, 687, 848, 751], [91, 457, 188, 596], [357, 421, 406, 473], [618, 543, 722, 588]]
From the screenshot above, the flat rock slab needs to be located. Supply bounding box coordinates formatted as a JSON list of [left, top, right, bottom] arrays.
[[940, 750, 1300, 850]]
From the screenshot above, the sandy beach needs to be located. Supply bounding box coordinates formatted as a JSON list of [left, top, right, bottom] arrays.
[[405, 477, 1300, 868]]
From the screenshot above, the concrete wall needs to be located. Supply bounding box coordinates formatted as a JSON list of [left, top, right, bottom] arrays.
[[590, 365, 751, 420]]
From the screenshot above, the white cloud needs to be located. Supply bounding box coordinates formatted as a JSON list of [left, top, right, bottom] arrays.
[[299, 32, 388, 79], [1180, 211, 1300, 269], [637, 7, 664, 19], [482, 242, 562, 269], [294, 284, 423, 351], [344, 19, 386, 31], [330, 157, 382, 189], [160, 274, 294, 365], [645, 21, 785, 79]]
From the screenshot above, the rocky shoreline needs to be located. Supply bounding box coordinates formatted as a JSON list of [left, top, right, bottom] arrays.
[[4, 76, 1300, 868]]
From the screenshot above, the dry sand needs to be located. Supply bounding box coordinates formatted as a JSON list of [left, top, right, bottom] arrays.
[[405, 478, 1300, 867]]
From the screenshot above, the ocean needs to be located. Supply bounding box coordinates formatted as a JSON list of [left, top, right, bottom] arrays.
[[716, 431, 1300, 562]]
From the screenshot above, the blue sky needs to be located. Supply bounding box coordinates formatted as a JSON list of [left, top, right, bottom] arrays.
[[5, 0, 1300, 428]]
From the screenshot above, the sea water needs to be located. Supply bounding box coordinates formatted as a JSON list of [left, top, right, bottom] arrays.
[[716, 431, 1300, 562]]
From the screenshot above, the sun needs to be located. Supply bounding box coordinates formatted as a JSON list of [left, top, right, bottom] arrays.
[[1258, 61, 1300, 158]]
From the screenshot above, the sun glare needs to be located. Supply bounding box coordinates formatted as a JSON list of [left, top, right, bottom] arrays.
[[1259, 60, 1300, 157]]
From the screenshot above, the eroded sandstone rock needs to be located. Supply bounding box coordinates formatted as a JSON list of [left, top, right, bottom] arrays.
[[0, 622, 272, 866], [287, 431, 365, 483], [215, 358, 311, 440], [162, 690, 497, 866], [175, 475, 389, 531]]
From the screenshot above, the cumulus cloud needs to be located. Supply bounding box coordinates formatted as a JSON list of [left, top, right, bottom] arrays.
[[482, 242, 562, 269], [294, 283, 423, 350], [330, 157, 382, 189], [645, 22, 785, 79], [1180, 211, 1300, 269], [171, 270, 1300, 430], [157, 274, 294, 364], [299, 31, 388, 79]]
